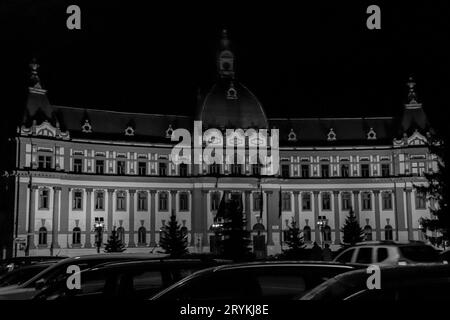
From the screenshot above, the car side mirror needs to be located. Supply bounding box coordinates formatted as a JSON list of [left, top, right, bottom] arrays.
[[35, 279, 46, 290]]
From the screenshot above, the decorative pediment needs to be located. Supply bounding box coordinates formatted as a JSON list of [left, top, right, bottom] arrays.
[[19, 120, 70, 140], [81, 119, 92, 133], [327, 128, 336, 141], [288, 128, 297, 141], [393, 129, 427, 147], [124, 126, 135, 136], [367, 127, 377, 140]]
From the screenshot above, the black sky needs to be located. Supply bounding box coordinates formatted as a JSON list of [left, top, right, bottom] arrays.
[[1, 1, 449, 136]]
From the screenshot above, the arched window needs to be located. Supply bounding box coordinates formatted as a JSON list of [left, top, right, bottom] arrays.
[[364, 225, 373, 241], [385, 225, 393, 241], [323, 225, 332, 242], [303, 226, 311, 242], [138, 226, 146, 245], [117, 227, 125, 243], [38, 227, 47, 245], [72, 227, 81, 245]]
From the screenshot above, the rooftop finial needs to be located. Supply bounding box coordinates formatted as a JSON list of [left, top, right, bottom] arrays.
[[407, 76, 418, 104], [220, 29, 231, 50], [29, 58, 42, 89]]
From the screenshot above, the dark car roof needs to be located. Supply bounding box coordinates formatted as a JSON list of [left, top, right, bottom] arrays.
[[207, 261, 366, 272], [301, 263, 450, 300], [21, 253, 168, 287], [352, 240, 433, 247], [89, 259, 225, 272]]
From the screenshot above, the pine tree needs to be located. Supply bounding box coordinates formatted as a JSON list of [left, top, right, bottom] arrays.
[[220, 197, 252, 261], [159, 212, 188, 257], [340, 208, 364, 247], [104, 226, 126, 253], [416, 134, 449, 245], [282, 218, 307, 260]]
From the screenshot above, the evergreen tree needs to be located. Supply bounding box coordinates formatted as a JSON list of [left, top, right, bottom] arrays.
[[104, 226, 126, 253], [416, 134, 449, 245], [340, 208, 364, 247], [282, 218, 307, 260], [220, 197, 252, 261], [159, 212, 188, 257]]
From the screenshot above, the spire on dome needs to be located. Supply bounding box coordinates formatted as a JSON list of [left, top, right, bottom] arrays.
[[406, 76, 420, 107], [29, 58, 43, 90], [217, 29, 235, 78]]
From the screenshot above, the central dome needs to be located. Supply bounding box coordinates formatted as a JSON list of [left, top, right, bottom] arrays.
[[200, 79, 268, 129]]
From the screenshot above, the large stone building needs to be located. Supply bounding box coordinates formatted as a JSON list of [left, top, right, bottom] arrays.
[[13, 30, 436, 257]]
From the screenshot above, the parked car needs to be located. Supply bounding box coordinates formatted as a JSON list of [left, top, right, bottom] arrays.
[[0, 253, 168, 300], [333, 241, 441, 265], [0, 262, 55, 288], [439, 249, 450, 264], [300, 263, 450, 301], [151, 261, 365, 300], [0, 256, 67, 275], [34, 258, 231, 300]]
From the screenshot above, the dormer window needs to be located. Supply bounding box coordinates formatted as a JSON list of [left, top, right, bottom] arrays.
[[226, 82, 238, 100], [82, 119, 92, 133], [327, 128, 336, 141], [165, 125, 174, 138], [124, 126, 135, 136], [288, 128, 297, 141], [367, 127, 377, 140]]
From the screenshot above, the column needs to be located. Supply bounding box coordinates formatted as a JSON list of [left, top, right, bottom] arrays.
[[405, 187, 413, 240], [353, 190, 360, 222], [60, 186, 70, 247], [265, 190, 274, 245], [149, 190, 156, 246], [26, 185, 38, 253], [107, 189, 114, 233], [191, 189, 202, 246], [84, 188, 92, 248], [373, 190, 381, 241], [313, 191, 320, 241], [128, 189, 136, 247], [201, 190, 209, 246], [394, 186, 405, 241], [293, 191, 300, 225], [51, 187, 61, 250], [170, 190, 177, 215], [333, 191, 340, 244], [245, 191, 252, 230]]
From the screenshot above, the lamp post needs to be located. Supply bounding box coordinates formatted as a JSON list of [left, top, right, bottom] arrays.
[[317, 218, 325, 248], [93, 218, 105, 253]]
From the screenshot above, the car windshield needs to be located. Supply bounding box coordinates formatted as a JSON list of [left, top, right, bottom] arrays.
[[399, 245, 440, 262]]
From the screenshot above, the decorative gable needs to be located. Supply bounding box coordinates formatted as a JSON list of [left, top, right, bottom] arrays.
[[327, 128, 336, 141], [19, 120, 70, 140], [393, 129, 427, 147], [288, 128, 297, 141]]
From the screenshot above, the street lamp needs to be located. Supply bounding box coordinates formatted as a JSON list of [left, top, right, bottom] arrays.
[[93, 218, 106, 253], [317, 217, 326, 248]]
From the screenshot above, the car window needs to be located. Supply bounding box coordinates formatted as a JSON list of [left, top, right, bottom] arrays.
[[170, 268, 199, 283], [257, 274, 306, 298], [377, 248, 389, 262], [335, 249, 355, 263], [399, 245, 440, 262], [356, 248, 373, 264], [132, 271, 163, 291]]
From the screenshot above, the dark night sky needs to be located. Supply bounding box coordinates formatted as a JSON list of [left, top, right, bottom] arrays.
[[1, 1, 449, 137]]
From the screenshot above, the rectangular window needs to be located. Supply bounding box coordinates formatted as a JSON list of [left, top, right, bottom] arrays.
[[95, 191, 104, 210], [95, 160, 104, 174], [116, 192, 126, 211], [117, 161, 126, 175], [321, 164, 330, 178], [282, 192, 291, 211], [39, 189, 50, 209], [341, 164, 350, 177], [342, 192, 352, 210], [179, 193, 189, 211], [179, 163, 188, 177], [302, 193, 311, 211], [382, 192, 392, 210], [159, 163, 167, 176], [381, 164, 390, 177], [361, 164, 370, 177], [138, 162, 147, 176], [137, 192, 148, 211], [159, 192, 168, 211], [38, 155, 52, 169], [415, 193, 427, 209], [231, 164, 241, 176], [322, 192, 331, 210], [252, 164, 261, 176], [301, 165, 310, 178], [73, 158, 83, 173], [281, 164, 290, 178], [211, 192, 220, 211], [73, 191, 83, 210], [253, 192, 262, 211], [209, 163, 220, 175], [362, 192, 372, 210]]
